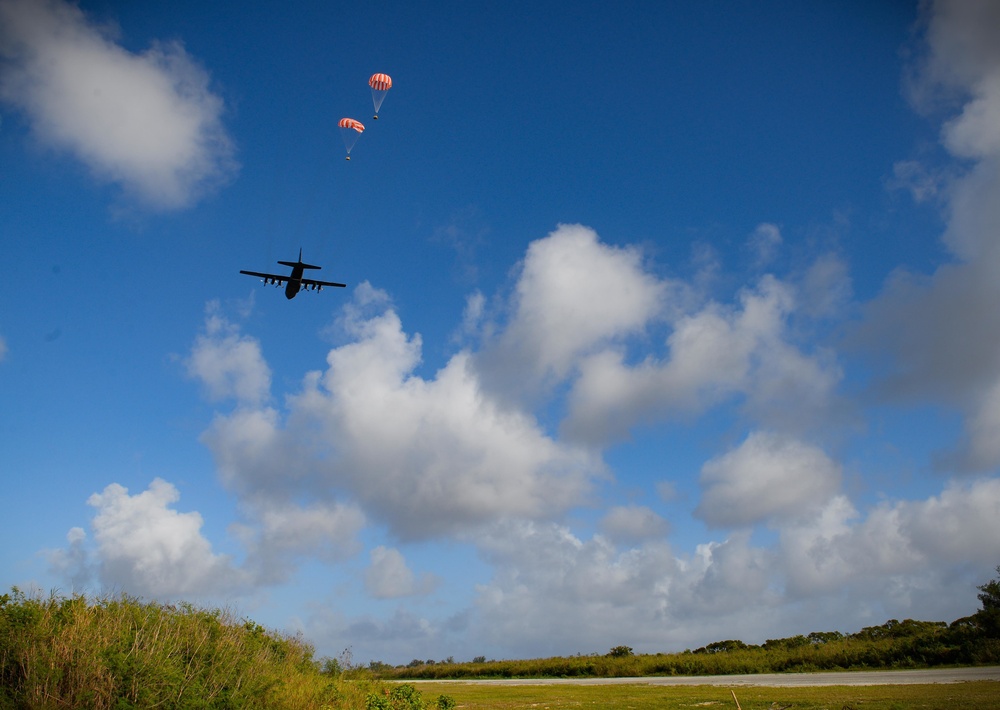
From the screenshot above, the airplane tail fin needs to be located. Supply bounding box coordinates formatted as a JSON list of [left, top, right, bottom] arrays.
[[278, 247, 321, 269]]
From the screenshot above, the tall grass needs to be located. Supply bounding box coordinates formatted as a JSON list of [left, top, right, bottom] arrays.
[[0, 587, 374, 709]]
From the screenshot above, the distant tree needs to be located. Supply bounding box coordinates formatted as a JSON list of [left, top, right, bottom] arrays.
[[703, 640, 748, 654], [763, 635, 809, 651], [471, 655, 486, 664], [807, 631, 844, 644], [975, 565, 1000, 637], [607, 645, 634, 658]]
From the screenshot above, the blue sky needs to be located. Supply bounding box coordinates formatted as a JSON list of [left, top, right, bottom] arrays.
[[3, 0, 1000, 665]]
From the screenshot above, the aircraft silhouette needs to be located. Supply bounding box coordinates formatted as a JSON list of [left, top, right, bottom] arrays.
[[240, 249, 346, 299]]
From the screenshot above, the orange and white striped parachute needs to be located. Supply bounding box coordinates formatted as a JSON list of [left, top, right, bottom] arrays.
[[338, 118, 365, 132], [369, 73, 392, 118], [338, 118, 365, 159]]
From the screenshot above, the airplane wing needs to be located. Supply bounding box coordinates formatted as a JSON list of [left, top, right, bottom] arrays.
[[240, 270, 286, 284], [301, 277, 347, 288]]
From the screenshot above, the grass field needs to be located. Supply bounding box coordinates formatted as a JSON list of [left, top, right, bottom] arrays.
[[402, 681, 1000, 710]]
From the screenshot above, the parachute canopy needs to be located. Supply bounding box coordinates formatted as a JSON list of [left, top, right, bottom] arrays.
[[338, 118, 365, 159], [338, 117, 365, 132], [369, 73, 392, 118]]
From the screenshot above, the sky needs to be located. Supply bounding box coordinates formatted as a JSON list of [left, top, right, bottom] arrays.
[[2, 0, 1000, 666]]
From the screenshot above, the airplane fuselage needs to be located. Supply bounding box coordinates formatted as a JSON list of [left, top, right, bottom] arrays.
[[285, 266, 305, 299]]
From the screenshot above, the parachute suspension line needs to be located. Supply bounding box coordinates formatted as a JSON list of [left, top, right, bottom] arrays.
[[369, 73, 392, 119], [338, 118, 365, 159]]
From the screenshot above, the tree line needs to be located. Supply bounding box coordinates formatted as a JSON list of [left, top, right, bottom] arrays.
[[375, 566, 1000, 680]]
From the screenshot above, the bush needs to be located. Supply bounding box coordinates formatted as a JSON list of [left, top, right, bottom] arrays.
[[365, 683, 456, 710]]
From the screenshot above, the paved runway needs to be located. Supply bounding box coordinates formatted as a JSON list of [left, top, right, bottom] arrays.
[[412, 666, 1000, 687]]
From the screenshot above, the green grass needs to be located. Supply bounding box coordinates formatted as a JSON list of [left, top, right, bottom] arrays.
[[0, 587, 380, 709], [405, 681, 1000, 710]]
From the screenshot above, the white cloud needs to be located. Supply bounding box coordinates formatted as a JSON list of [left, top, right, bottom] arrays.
[[364, 546, 437, 599], [186, 303, 271, 406], [888, 160, 941, 202], [476, 224, 670, 399], [599, 505, 668, 544], [463, 474, 1000, 661], [798, 253, 852, 320], [747, 223, 782, 266], [674, 533, 777, 617], [857, 0, 1000, 470], [696, 431, 842, 528], [959, 378, 1000, 470], [232, 499, 366, 585], [46, 526, 91, 591], [201, 285, 603, 542], [202, 407, 285, 493], [923, 0, 1000, 161], [780, 477, 1000, 608], [305, 606, 447, 667], [457, 290, 485, 340], [50, 476, 363, 596], [563, 275, 842, 443], [472, 521, 682, 657], [0, 0, 237, 209], [84, 478, 245, 598]]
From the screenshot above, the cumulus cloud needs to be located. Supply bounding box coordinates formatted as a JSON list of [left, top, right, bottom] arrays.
[[49, 473, 364, 596], [780, 478, 1000, 611], [0, 0, 237, 209], [463, 475, 1000, 660], [857, 0, 1000, 470], [46, 526, 91, 591], [364, 546, 438, 599], [476, 224, 671, 399], [472, 521, 681, 657], [599, 505, 669, 544], [232, 499, 366, 585], [564, 275, 842, 443], [201, 283, 603, 542], [82, 478, 245, 598], [696, 431, 842, 528], [187, 302, 271, 406]]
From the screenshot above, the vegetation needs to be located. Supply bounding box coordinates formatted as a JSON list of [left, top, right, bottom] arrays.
[[0, 587, 405, 709], [375, 566, 1000, 680], [376, 616, 995, 680], [2, 567, 999, 706]]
